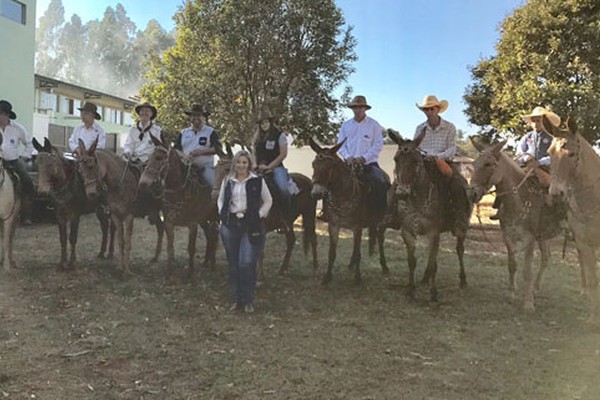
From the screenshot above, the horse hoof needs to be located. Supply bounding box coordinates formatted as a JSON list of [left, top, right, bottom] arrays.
[[460, 280, 468, 289], [150, 257, 158, 263], [321, 275, 332, 286], [96, 253, 106, 259], [523, 303, 535, 312], [382, 266, 390, 276]]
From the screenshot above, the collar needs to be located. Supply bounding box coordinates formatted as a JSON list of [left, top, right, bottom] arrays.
[[230, 172, 258, 183]]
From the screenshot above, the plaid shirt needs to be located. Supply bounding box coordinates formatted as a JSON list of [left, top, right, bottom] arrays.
[[413, 118, 456, 160]]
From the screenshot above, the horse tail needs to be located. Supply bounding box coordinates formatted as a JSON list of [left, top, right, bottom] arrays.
[[301, 196, 317, 256]]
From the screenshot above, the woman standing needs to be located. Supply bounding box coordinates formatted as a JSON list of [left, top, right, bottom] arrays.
[[217, 150, 272, 313]]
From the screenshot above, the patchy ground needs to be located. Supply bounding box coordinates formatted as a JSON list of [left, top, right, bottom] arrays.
[[1, 205, 600, 399]]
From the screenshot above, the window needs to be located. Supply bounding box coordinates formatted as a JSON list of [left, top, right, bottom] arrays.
[[1, 0, 25, 24], [123, 112, 133, 127], [105, 107, 121, 125], [39, 91, 57, 112]]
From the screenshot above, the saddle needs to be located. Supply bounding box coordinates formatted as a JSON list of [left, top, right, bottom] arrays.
[[2, 161, 23, 194]]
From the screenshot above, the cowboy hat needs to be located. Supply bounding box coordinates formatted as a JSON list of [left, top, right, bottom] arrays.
[[78, 102, 101, 120], [256, 110, 274, 123], [346, 95, 372, 110], [135, 102, 157, 120], [184, 104, 208, 116], [523, 106, 561, 127], [416, 95, 449, 113], [0, 100, 17, 119]]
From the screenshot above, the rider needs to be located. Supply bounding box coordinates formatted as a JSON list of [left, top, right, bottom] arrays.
[[68, 102, 106, 155], [176, 104, 221, 188], [0, 100, 35, 224], [490, 106, 560, 220], [252, 110, 292, 222], [336, 95, 388, 221], [122, 102, 162, 164], [414, 95, 470, 230]]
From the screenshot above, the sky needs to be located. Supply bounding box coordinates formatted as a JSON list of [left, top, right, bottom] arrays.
[[36, 0, 525, 137]]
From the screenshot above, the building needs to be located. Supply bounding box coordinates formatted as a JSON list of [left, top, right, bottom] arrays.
[[0, 0, 36, 134], [33, 74, 137, 152]]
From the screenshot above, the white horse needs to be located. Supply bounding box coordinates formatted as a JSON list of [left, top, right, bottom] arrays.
[[0, 135, 21, 271]]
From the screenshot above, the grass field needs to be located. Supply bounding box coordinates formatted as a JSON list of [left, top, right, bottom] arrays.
[[1, 199, 600, 399]]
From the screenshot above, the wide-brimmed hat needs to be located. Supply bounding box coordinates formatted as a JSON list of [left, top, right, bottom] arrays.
[[346, 95, 372, 110], [135, 102, 157, 120], [184, 104, 207, 116], [78, 102, 101, 120], [416, 95, 449, 113], [523, 106, 560, 127], [0, 100, 17, 119], [256, 110, 274, 123]]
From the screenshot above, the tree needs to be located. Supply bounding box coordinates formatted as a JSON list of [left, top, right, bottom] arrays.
[[58, 14, 87, 83], [36, 0, 65, 77], [463, 0, 600, 143], [141, 0, 356, 144]]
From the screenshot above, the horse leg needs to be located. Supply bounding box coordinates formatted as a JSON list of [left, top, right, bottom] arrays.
[[402, 230, 417, 300], [576, 244, 589, 295], [165, 221, 176, 276], [151, 214, 164, 263], [122, 215, 134, 275], [347, 228, 361, 271], [352, 228, 363, 285], [522, 237, 536, 311], [2, 220, 8, 272], [68, 217, 80, 269], [368, 225, 377, 256], [322, 223, 340, 286], [574, 240, 600, 326], [96, 207, 109, 259], [206, 221, 219, 269], [57, 217, 68, 271], [112, 214, 125, 272], [378, 226, 390, 276], [534, 239, 550, 292], [8, 210, 19, 270], [279, 226, 295, 275], [456, 233, 467, 288], [426, 233, 441, 302], [107, 219, 116, 259], [187, 223, 198, 275], [504, 234, 518, 294]]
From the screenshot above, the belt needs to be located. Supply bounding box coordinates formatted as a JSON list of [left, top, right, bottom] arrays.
[[230, 212, 245, 219]]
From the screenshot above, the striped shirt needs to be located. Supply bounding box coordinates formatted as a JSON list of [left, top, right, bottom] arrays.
[[414, 118, 456, 160]]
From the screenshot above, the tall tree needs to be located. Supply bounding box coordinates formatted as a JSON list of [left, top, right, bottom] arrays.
[[35, 0, 65, 77], [58, 14, 87, 83], [141, 0, 356, 144], [464, 0, 600, 143]]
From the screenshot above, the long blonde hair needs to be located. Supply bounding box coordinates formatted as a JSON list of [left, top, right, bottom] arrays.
[[228, 150, 255, 180]]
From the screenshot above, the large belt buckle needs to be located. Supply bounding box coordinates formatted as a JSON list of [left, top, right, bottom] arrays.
[[235, 212, 245, 219]]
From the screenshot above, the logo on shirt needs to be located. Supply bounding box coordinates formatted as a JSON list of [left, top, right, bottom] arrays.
[[198, 137, 207, 146], [10, 139, 14, 144], [265, 140, 275, 150], [543, 138, 550, 144]]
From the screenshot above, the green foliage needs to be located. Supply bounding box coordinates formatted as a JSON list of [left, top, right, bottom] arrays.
[[35, 0, 65, 75], [140, 0, 356, 145], [464, 0, 600, 143]]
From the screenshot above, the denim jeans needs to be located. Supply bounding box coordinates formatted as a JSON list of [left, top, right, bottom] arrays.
[[271, 166, 291, 199], [220, 217, 264, 305], [364, 163, 389, 217]]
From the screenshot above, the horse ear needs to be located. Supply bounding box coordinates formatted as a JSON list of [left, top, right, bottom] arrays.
[[78, 138, 87, 154], [387, 129, 403, 145], [43, 137, 53, 152], [309, 137, 323, 153], [414, 126, 427, 148], [32, 137, 44, 153], [226, 142, 233, 158], [89, 137, 98, 154], [566, 116, 578, 134], [329, 137, 346, 154], [490, 140, 507, 155], [469, 136, 486, 152]]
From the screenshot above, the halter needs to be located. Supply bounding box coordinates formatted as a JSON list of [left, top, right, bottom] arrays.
[[37, 152, 77, 200], [313, 152, 364, 196]]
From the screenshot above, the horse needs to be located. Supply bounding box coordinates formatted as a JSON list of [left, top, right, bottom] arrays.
[[0, 134, 20, 271], [138, 135, 218, 275], [468, 137, 566, 310], [213, 146, 318, 278], [33, 137, 114, 270], [544, 116, 600, 325], [381, 131, 472, 301], [76, 139, 164, 274], [309, 138, 386, 286]]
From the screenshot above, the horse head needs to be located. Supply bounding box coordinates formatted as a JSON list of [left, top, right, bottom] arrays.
[[468, 137, 507, 203], [308, 137, 346, 199], [76, 137, 102, 200], [546, 115, 580, 198], [33, 137, 65, 195], [388, 130, 425, 198], [139, 134, 170, 191]]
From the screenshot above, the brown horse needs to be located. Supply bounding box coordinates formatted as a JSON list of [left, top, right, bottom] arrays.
[[544, 116, 600, 325], [0, 134, 20, 271], [139, 135, 218, 275], [77, 139, 163, 274], [213, 148, 318, 277], [468, 138, 566, 310], [381, 131, 472, 301], [309, 138, 384, 286], [33, 137, 114, 269]]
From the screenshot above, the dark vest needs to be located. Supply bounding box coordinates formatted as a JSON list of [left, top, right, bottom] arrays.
[[524, 130, 553, 161], [219, 177, 263, 240], [254, 129, 283, 166]]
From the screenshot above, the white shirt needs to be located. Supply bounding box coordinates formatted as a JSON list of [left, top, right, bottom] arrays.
[[123, 122, 162, 162], [0, 121, 33, 161], [337, 116, 383, 165], [217, 173, 273, 218], [69, 122, 106, 152], [180, 125, 218, 167], [414, 118, 456, 160]]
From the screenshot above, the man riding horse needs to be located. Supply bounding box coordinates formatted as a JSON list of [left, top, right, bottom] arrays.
[[122, 102, 162, 165]]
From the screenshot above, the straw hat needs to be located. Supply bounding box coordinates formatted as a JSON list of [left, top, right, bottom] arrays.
[[523, 106, 560, 127], [0, 100, 17, 119], [78, 102, 101, 120], [416, 95, 449, 113], [346, 95, 372, 110], [135, 102, 157, 120]]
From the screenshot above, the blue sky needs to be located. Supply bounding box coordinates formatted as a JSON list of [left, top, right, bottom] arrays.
[[36, 0, 525, 136]]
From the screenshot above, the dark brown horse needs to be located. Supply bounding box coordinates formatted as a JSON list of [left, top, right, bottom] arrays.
[[309, 138, 384, 286], [213, 148, 318, 278], [381, 131, 472, 301], [469, 138, 566, 310], [139, 135, 218, 275], [33, 137, 114, 269], [77, 139, 164, 274]]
